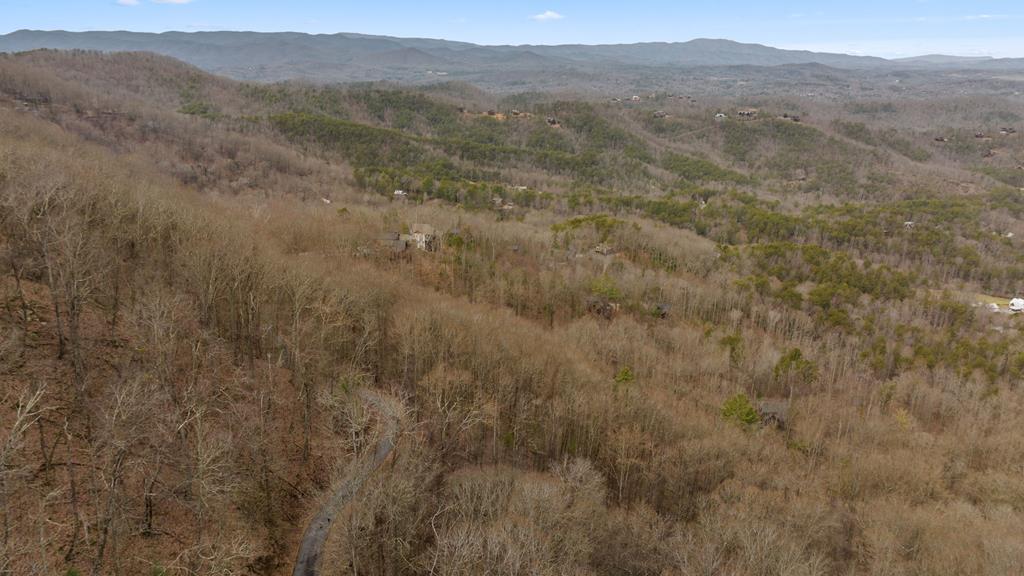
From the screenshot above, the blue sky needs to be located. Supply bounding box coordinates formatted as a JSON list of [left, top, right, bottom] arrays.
[[2, 0, 1022, 58]]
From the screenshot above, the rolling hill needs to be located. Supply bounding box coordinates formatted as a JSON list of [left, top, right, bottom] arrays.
[[5, 29, 1023, 88]]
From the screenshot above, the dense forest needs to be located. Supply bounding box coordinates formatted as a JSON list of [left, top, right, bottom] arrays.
[[2, 49, 1024, 575]]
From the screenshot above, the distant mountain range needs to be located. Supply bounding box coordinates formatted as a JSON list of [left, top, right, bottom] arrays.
[[2, 30, 1023, 86], [893, 54, 997, 65]]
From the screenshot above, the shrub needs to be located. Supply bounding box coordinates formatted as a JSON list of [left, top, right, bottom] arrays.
[[178, 100, 218, 119], [590, 275, 624, 302], [719, 332, 744, 368], [721, 393, 759, 427], [552, 213, 625, 240], [774, 348, 817, 391], [614, 366, 635, 384]]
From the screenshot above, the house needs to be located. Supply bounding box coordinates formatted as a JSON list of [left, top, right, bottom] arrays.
[[394, 190, 408, 200], [903, 221, 915, 229], [378, 232, 409, 255], [758, 399, 790, 429], [492, 196, 511, 210], [737, 108, 759, 118], [989, 303, 1000, 312], [586, 296, 621, 320], [631, 95, 641, 102], [653, 110, 668, 118], [410, 223, 437, 252], [546, 117, 561, 127], [593, 243, 615, 256], [492, 196, 518, 216], [1010, 298, 1024, 313], [934, 137, 949, 143], [715, 112, 728, 120]]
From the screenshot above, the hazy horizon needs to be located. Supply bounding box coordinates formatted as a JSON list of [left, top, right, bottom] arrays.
[[2, 0, 1022, 59]]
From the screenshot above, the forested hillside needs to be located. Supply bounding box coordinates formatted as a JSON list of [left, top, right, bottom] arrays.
[[2, 50, 1024, 575]]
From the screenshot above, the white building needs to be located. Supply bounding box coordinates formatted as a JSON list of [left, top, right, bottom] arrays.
[[410, 223, 437, 252], [1010, 298, 1024, 313]]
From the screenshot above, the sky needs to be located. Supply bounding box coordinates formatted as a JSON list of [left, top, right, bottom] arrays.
[[1, 0, 1023, 58]]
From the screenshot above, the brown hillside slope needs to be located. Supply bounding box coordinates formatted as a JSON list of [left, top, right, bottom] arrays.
[[2, 51, 1024, 575]]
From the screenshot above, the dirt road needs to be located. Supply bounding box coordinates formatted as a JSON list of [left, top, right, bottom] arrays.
[[292, 390, 399, 576]]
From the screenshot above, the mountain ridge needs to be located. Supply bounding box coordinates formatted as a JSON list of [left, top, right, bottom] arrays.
[[2, 29, 1023, 86]]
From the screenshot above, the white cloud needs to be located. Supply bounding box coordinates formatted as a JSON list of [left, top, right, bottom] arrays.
[[116, 0, 140, 5], [530, 10, 564, 22]]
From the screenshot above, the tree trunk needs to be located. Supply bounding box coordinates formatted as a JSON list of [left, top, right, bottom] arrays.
[[64, 439, 80, 563], [91, 450, 126, 576]]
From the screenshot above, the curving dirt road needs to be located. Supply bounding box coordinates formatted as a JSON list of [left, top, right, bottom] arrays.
[[292, 390, 399, 576]]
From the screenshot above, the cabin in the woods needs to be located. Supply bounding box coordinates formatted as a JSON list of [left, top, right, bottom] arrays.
[[758, 399, 790, 429], [378, 232, 409, 255], [410, 223, 437, 252]]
